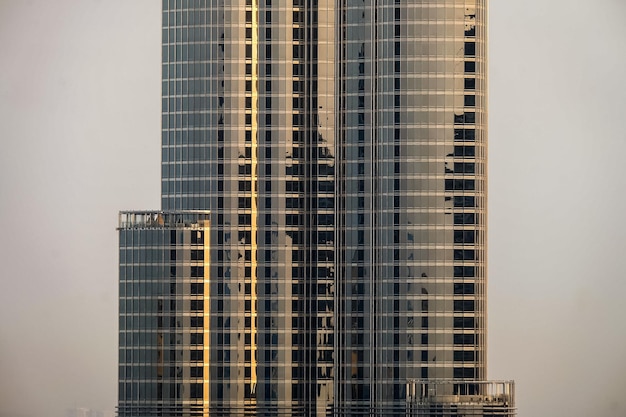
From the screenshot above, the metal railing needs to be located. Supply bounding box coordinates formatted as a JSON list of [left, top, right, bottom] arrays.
[[118, 210, 211, 229]]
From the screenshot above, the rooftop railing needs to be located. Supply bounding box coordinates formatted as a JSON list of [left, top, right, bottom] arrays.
[[406, 379, 515, 406], [118, 210, 210, 229]]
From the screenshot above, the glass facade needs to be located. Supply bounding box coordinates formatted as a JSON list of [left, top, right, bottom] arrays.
[[160, 0, 336, 413], [118, 211, 211, 416], [118, 0, 515, 416], [335, 1, 487, 413]]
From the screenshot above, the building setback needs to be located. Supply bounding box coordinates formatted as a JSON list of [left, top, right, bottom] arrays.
[[118, 0, 515, 416]]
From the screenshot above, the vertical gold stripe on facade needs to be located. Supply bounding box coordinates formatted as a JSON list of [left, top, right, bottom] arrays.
[[250, 0, 259, 396], [202, 220, 211, 414]]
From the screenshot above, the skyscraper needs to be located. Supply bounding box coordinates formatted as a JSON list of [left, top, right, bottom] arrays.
[[118, 0, 515, 416]]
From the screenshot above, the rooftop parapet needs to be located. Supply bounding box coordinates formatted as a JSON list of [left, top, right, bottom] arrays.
[[118, 210, 210, 230], [406, 380, 515, 407]]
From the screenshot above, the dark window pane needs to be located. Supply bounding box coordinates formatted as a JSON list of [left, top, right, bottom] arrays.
[[454, 350, 475, 361], [454, 367, 475, 378], [454, 283, 475, 295], [453, 334, 475, 345], [454, 196, 475, 208], [453, 300, 475, 312], [454, 146, 475, 158]]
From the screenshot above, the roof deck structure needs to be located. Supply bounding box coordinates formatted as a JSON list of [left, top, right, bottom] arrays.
[[118, 210, 210, 229], [406, 380, 516, 417]]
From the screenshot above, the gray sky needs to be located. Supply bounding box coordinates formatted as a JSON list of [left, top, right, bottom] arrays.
[[1, 1, 625, 416]]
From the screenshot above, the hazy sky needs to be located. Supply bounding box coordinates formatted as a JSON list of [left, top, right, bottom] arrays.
[[1, 1, 625, 416]]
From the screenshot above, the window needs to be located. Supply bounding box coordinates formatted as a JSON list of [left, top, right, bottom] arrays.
[[454, 196, 475, 208], [454, 145, 475, 158], [191, 231, 204, 245], [454, 350, 475, 361], [454, 367, 475, 378], [453, 334, 475, 345], [293, 44, 304, 58], [453, 317, 475, 328], [190, 333, 204, 345], [190, 283, 203, 295], [190, 249, 204, 261], [190, 317, 204, 327], [453, 266, 475, 277], [454, 129, 475, 141], [454, 230, 476, 244], [453, 300, 475, 312], [238, 197, 252, 209], [239, 181, 252, 192], [190, 350, 204, 361], [445, 179, 475, 191], [217, 349, 230, 362], [190, 383, 203, 398], [454, 249, 475, 261], [454, 196, 476, 207], [190, 266, 204, 277]]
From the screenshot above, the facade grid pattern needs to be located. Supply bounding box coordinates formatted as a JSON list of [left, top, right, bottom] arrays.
[[117, 0, 515, 416]]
